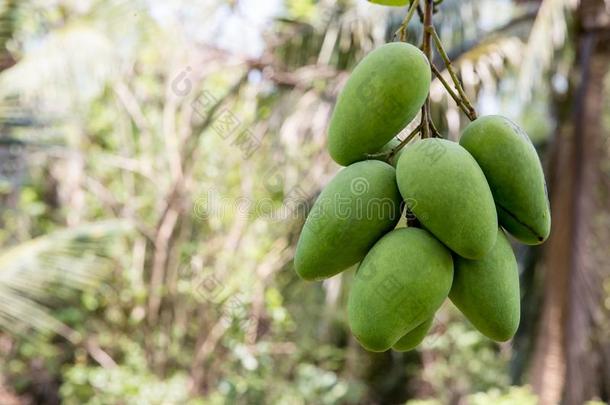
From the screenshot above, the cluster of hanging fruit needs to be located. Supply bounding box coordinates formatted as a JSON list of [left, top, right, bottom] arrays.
[[293, 9, 550, 352]]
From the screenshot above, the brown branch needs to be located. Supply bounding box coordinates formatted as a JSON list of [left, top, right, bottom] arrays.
[[190, 317, 231, 391], [431, 63, 473, 118], [420, 0, 433, 138], [396, 0, 421, 41], [147, 206, 179, 325], [367, 124, 421, 159], [114, 80, 154, 139], [85, 339, 117, 369], [429, 26, 477, 120]]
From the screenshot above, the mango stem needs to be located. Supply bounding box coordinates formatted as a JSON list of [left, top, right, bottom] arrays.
[[366, 124, 422, 161], [419, 0, 433, 138], [391, 124, 422, 157], [396, 0, 421, 42], [431, 63, 475, 119], [427, 25, 478, 121]]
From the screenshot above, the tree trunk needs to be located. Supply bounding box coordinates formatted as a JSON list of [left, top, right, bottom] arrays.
[[531, 1, 610, 404]]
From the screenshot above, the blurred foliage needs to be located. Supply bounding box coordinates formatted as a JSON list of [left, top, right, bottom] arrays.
[[61, 348, 193, 405], [407, 386, 538, 405]]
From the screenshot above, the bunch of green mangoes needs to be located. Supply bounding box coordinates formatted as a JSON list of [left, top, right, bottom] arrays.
[[293, 43, 551, 352]]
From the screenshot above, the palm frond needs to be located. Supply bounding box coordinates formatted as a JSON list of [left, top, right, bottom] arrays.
[[0, 220, 133, 342], [0, 24, 119, 113], [518, 0, 575, 100], [425, 33, 527, 139], [457, 36, 524, 91]]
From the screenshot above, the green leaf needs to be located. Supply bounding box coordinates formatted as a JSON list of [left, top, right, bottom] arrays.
[[368, 0, 410, 6], [0, 220, 133, 342]]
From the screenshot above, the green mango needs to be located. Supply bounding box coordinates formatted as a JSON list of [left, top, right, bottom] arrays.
[[460, 115, 551, 244], [295, 160, 402, 281], [392, 317, 433, 352], [396, 138, 498, 259], [449, 229, 520, 342], [348, 228, 453, 352], [328, 43, 430, 166], [368, 0, 410, 6]]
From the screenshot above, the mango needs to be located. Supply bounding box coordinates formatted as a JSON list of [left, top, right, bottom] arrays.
[[396, 138, 498, 259], [449, 229, 520, 342], [328, 43, 430, 166], [392, 317, 433, 352], [348, 228, 453, 352], [295, 160, 401, 281], [460, 116, 551, 244]]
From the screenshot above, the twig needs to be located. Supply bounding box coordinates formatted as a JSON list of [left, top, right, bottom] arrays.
[[114, 80, 154, 139], [429, 115, 442, 138], [85, 339, 117, 369], [190, 316, 231, 389], [147, 206, 179, 324], [367, 124, 422, 159], [431, 63, 473, 118], [396, 0, 420, 42], [428, 25, 477, 120], [420, 0, 433, 138], [391, 124, 422, 156]]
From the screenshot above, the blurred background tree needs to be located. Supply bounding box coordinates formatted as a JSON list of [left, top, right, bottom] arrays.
[[0, 0, 608, 404]]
